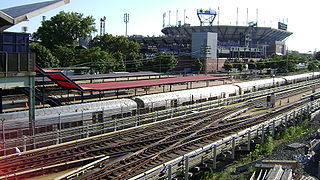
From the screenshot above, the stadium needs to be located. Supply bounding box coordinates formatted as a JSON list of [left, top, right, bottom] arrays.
[[130, 9, 293, 73]]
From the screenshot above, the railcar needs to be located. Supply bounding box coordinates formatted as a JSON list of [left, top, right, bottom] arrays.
[[1, 98, 137, 134], [282, 72, 320, 84], [134, 84, 240, 112], [1, 72, 319, 140]]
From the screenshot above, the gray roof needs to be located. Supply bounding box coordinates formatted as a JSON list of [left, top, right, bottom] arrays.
[[0, 0, 70, 31], [161, 25, 292, 43]]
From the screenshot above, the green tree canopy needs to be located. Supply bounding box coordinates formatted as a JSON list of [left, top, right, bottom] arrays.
[[143, 53, 177, 73], [247, 60, 257, 71], [223, 61, 233, 72], [233, 59, 245, 72], [33, 11, 96, 50], [315, 51, 320, 60], [52, 45, 76, 67], [153, 53, 178, 73], [89, 34, 142, 71], [194, 58, 203, 74], [74, 47, 117, 73], [29, 42, 59, 68], [308, 61, 318, 71]]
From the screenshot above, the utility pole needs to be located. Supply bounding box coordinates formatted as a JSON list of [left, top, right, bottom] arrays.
[[124, 13, 129, 37]]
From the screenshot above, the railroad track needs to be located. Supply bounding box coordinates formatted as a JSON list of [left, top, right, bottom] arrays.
[[0, 105, 245, 179], [0, 82, 318, 179], [76, 97, 309, 180]]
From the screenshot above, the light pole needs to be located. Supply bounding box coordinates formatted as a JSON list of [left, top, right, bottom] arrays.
[[272, 74, 275, 88], [124, 13, 129, 37]]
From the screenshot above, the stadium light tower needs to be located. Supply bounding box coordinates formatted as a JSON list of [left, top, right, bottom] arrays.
[[124, 13, 129, 37], [100, 16, 106, 35], [197, 9, 217, 26]]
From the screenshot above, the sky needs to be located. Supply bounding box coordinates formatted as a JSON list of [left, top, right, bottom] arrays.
[[1, 0, 319, 53]]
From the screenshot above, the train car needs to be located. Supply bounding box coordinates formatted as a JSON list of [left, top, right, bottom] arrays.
[[235, 78, 286, 94], [282, 72, 320, 84], [1, 98, 137, 133], [134, 84, 240, 112]]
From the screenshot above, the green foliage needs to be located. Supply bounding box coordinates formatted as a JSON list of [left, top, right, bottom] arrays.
[[199, 169, 232, 180], [223, 61, 233, 72], [29, 42, 59, 68], [278, 119, 313, 141], [143, 53, 178, 73], [251, 136, 274, 159], [89, 34, 142, 71], [308, 61, 318, 71], [256, 60, 265, 71], [247, 61, 257, 71], [315, 51, 320, 60], [52, 46, 76, 67], [233, 59, 245, 72], [194, 58, 203, 73], [33, 11, 96, 50], [74, 47, 117, 73]]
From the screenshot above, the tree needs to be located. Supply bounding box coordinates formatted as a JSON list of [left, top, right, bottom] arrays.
[[89, 34, 143, 71], [74, 47, 117, 73], [223, 61, 233, 72], [315, 51, 320, 60], [247, 60, 257, 72], [52, 46, 76, 67], [29, 42, 59, 68], [308, 61, 318, 71], [150, 53, 178, 73], [256, 60, 265, 74], [194, 58, 203, 74], [33, 11, 96, 50], [233, 59, 245, 72]]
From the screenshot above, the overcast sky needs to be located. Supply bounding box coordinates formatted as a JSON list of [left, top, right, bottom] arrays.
[[2, 0, 319, 53]]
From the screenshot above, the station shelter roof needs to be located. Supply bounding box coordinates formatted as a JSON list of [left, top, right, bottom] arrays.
[[0, 0, 69, 31], [80, 75, 228, 91], [36, 66, 228, 92]]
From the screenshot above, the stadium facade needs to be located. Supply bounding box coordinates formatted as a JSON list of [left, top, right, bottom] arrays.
[[129, 11, 292, 73]]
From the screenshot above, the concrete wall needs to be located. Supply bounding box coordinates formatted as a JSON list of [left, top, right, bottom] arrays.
[[191, 32, 217, 59]]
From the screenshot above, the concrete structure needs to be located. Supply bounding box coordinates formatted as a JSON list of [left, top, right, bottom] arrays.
[[191, 32, 217, 59]]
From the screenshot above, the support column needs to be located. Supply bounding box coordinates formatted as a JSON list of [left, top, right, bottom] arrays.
[[0, 88, 2, 113], [232, 137, 236, 159], [285, 114, 288, 128], [184, 156, 189, 180], [272, 120, 275, 137], [293, 110, 296, 125], [167, 164, 172, 180], [212, 145, 217, 169], [23, 136, 27, 152], [28, 76, 35, 138], [318, 161, 320, 179], [1, 119, 5, 156], [261, 125, 265, 144], [247, 131, 251, 151]]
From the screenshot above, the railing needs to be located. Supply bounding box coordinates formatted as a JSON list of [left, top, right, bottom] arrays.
[[132, 100, 320, 180], [0, 51, 35, 76], [0, 78, 319, 155]]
